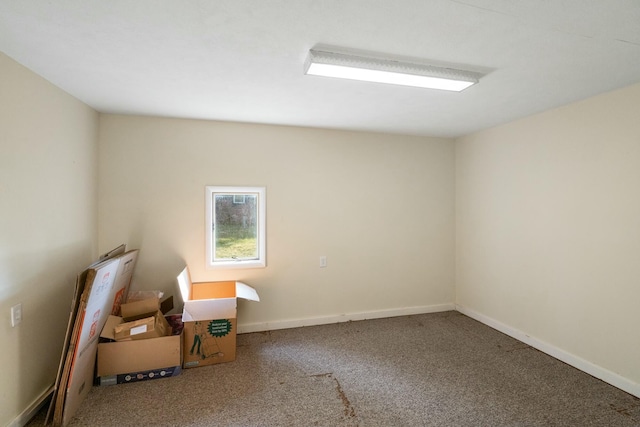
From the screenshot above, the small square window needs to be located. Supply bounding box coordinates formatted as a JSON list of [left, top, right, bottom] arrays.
[[205, 186, 266, 269]]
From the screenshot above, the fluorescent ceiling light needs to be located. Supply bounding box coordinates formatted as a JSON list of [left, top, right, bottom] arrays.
[[304, 49, 482, 92]]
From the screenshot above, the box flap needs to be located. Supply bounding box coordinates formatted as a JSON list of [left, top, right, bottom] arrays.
[[160, 295, 174, 314], [177, 267, 191, 302], [100, 315, 124, 341], [183, 298, 236, 322], [121, 297, 160, 321], [236, 282, 260, 302]]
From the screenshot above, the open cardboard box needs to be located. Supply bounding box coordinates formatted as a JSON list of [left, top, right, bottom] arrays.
[[112, 297, 171, 341], [114, 311, 170, 341], [96, 296, 183, 385], [177, 267, 259, 368]]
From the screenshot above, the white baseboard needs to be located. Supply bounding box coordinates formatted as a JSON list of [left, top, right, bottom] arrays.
[[9, 385, 53, 427], [238, 303, 455, 334], [456, 304, 640, 399]]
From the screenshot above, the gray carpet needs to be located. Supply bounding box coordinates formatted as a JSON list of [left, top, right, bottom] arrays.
[[29, 311, 640, 426]]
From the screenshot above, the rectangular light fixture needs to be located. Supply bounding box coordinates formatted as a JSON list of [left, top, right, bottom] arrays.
[[304, 49, 482, 92]]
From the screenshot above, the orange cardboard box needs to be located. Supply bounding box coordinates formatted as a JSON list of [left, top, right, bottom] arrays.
[[177, 267, 259, 368]]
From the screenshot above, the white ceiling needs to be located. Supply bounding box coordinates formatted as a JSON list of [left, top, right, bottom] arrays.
[[1, 0, 640, 138]]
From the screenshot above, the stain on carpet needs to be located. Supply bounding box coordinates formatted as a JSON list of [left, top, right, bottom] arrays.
[[609, 398, 640, 421], [310, 372, 357, 419]]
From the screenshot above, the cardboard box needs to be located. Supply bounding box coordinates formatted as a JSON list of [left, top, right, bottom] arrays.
[[182, 318, 237, 366], [101, 297, 172, 341], [177, 267, 259, 368], [96, 334, 182, 385], [96, 296, 182, 385], [114, 311, 170, 341]]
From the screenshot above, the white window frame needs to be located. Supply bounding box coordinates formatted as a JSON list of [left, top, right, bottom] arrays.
[[205, 186, 266, 269]]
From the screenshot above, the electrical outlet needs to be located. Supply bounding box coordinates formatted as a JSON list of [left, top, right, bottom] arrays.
[[11, 303, 22, 327], [319, 256, 327, 268]]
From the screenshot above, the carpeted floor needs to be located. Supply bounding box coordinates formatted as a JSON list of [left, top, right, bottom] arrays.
[[29, 311, 640, 426]]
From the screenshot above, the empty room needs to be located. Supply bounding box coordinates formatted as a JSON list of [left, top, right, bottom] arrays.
[[1, 1, 639, 426]]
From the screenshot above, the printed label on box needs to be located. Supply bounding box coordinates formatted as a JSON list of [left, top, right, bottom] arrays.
[[130, 325, 148, 336], [208, 319, 231, 337], [98, 366, 181, 386]]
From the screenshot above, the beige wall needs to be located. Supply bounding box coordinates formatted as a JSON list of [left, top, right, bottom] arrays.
[[6, 45, 638, 424], [456, 83, 640, 394], [98, 115, 455, 330], [0, 53, 99, 425]]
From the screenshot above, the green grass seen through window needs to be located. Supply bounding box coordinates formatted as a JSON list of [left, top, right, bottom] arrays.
[[215, 224, 258, 259]]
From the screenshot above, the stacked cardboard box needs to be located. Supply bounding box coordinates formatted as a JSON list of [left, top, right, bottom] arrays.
[[96, 296, 183, 386]]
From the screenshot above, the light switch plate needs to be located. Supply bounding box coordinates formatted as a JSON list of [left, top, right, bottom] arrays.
[[11, 303, 22, 327]]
